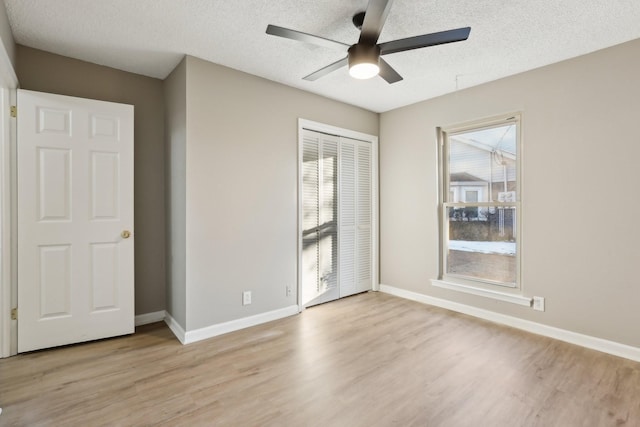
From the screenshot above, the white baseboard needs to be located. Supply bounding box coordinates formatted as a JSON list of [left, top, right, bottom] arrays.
[[164, 312, 187, 344], [183, 305, 299, 345], [135, 310, 166, 327], [379, 284, 640, 363]]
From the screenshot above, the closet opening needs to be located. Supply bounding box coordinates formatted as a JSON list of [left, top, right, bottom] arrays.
[[298, 120, 378, 309]]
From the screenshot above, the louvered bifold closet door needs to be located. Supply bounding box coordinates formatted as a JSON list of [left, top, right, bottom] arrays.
[[339, 140, 357, 297], [356, 141, 373, 293], [320, 139, 339, 296], [301, 130, 339, 307], [301, 134, 319, 307], [339, 138, 373, 297]]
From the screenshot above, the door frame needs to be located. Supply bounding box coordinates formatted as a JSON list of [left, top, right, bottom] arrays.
[[297, 119, 379, 311], [0, 43, 18, 358]]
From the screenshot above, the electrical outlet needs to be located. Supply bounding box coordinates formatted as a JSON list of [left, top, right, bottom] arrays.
[[286, 285, 292, 297], [532, 296, 545, 312], [243, 291, 252, 306]]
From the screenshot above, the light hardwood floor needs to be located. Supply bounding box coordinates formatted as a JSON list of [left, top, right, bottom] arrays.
[[1, 292, 639, 426]]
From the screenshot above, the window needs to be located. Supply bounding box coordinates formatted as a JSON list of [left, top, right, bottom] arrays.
[[438, 115, 521, 288], [464, 190, 478, 203]]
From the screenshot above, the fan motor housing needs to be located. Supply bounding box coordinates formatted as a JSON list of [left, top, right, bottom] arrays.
[[348, 43, 381, 67]]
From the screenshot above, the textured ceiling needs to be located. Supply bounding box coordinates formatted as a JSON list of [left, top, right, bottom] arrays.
[[4, 0, 640, 112]]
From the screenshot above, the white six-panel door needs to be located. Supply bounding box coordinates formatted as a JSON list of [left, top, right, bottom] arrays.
[[17, 89, 134, 352]]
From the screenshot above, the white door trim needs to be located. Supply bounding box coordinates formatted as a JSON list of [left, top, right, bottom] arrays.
[[0, 87, 15, 358], [297, 119, 379, 311], [0, 103, 18, 357], [0, 39, 18, 357]]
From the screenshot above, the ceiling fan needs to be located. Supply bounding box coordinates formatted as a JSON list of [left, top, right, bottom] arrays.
[[266, 0, 470, 84]]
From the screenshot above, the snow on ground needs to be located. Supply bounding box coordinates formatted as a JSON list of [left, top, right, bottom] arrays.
[[449, 240, 516, 256]]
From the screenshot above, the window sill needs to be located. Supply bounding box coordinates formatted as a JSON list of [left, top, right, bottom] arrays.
[[431, 279, 532, 307]]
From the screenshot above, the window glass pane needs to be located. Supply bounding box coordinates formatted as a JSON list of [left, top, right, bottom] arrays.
[[449, 124, 517, 202], [446, 205, 516, 285]]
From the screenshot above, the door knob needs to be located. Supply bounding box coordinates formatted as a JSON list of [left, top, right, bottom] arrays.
[[121, 230, 131, 239]]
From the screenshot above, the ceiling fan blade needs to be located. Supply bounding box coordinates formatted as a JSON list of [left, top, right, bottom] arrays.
[[266, 24, 349, 51], [379, 27, 471, 55], [303, 57, 349, 81], [378, 58, 403, 84], [359, 0, 395, 45]]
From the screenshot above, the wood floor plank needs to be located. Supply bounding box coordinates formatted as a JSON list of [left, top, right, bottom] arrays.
[[1, 292, 639, 426]]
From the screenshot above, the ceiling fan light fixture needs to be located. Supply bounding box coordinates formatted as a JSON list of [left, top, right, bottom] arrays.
[[266, 0, 471, 84], [348, 44, 380, 79], [349, 62, 379, 79]]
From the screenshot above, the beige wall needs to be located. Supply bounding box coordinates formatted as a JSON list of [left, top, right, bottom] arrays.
[[16, 46, 166, 315], [380, 38, 640, 347], [170, 55, 378, 331], [163, 58, 187, 326], [0, 1, 14, 68]]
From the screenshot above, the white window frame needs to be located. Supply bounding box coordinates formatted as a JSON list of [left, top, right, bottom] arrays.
[[433, 113, 527, 305]]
